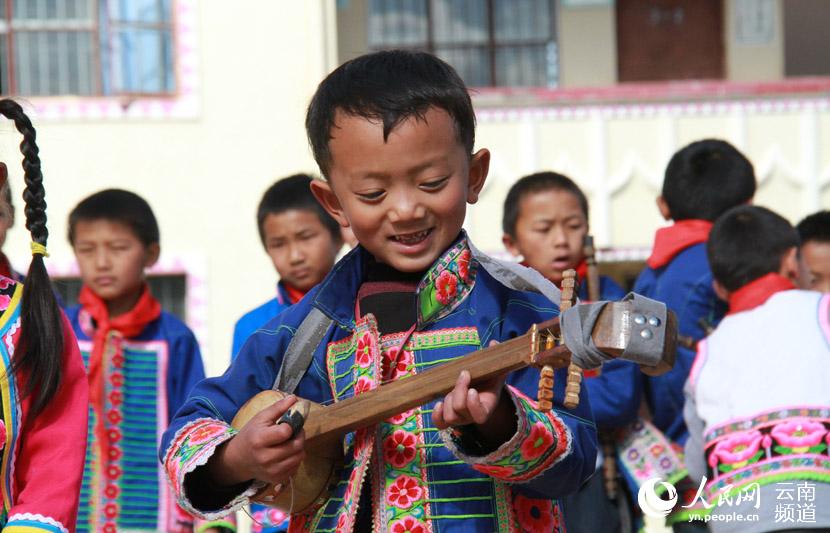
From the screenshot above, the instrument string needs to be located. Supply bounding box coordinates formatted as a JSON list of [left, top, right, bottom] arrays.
[[241, 505, 263, 527]]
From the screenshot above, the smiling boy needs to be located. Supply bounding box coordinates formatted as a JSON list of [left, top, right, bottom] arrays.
[[160, 51, 599, 532]]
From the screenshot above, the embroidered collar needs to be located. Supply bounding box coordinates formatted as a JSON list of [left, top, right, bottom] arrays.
[[727, 272, 795, 315], [416, 233, 476, 326], [311, 232, 477, 329]]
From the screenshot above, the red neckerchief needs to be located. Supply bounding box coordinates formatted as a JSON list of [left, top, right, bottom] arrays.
[[283, 283, 307, 305], [79, 284, 161, 475], [520, 259, 588, 290], [646, 220, 713, 269], [727, 273, 795, 315]]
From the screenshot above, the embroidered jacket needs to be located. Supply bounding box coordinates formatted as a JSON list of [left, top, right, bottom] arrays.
[[0, 277, 89, 533], [683, 290, 830, 531], [231, 283, 294, 360], [232, 283, 297, 533], [66, 304, 209, 532], [161, 236, 598, 532], [634, 241, 726, 443]]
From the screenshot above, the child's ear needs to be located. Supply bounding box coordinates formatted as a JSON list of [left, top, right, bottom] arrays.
[[466, 149, 490, 204], [144, 243, 160, 269], [712, 279, 730, 302], [779, 246, 801, 286], [502, 233, 521, 259], [656, 196, 672, 221], [310, 180, 350, 228]]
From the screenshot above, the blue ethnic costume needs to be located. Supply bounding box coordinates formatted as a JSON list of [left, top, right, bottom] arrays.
[[619, 219, 726, 526], [67, 285, 224, 533], [161, 234, 598, 532]]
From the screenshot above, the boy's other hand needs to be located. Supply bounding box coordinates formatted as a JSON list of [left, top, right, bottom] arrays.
[[433, 342, 518, 448], [433, 369, 506, 428], [210, 395, 306, 487]]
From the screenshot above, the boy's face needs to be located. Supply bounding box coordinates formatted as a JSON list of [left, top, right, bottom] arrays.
[[72, 219, 158, 305], [311, 107, 488, 273], [502, 189, 588, 285], [262, 209, 342, 292], [800, 240, 830, 292]]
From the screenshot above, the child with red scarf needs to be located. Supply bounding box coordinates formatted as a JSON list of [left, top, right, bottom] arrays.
[[65, 189, 228, 533], [627, 140, 755, 532], [683, 205, 830, 532], [633, 139, 756, 444], [231, 174, 343, 360], [502, 171, 635, 533]]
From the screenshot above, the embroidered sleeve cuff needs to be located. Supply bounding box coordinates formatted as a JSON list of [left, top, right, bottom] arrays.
[[163, 418, 257, 519], [4, 513, 68, 533], [439, 385, 572, 482]]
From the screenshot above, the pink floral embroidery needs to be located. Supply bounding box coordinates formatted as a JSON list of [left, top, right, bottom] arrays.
[[390, 516, 427, 533], [0, 294, 10, 311], [388, 408, 414, 425], [386, 475, 423, 509], [435, 269, 458, 306], [106, 408, 122, 425], [383, 346, 413, 378], [771, 419, 828, 452], [383, 430, 418, 468], [354, 376, 374, 396], [108, 390, 123, 406], [190, 423, 222, 445], [0, 277, 12, 290], [356, 333, 375, 368], [0, 420, 5, 451], [521, 422, 555, 460], [514, 494, 555, 533], [457, 249, 472, 282], [710, 430, 763, 468], [650, 443, 665, 457]]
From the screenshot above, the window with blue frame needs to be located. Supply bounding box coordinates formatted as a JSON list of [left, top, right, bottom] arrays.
[[0, 0, 174, 96]]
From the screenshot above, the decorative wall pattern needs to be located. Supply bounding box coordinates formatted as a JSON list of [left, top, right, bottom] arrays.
[[469, 96, 830, 253]]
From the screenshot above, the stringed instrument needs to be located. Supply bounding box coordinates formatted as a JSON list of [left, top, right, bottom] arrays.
[[231, 278, 677, 513]]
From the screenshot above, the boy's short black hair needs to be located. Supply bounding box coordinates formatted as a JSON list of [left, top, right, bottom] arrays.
[[306, 49, 475, 178], [257, 174, 341, 245], [663, 139, 756, 222], [796, 210, 830, 244], [502, 171, 589, 237], [68, 188, 159, 246], [708, 205, 799, 292]]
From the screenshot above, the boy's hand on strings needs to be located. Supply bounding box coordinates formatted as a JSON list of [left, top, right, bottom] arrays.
[[210, 395, 305, 488], [433, 341, 518, 448]]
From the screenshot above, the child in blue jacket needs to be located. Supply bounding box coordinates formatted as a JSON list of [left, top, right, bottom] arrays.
[[160, 50, 600, 533]]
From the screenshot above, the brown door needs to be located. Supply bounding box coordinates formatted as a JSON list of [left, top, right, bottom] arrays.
[[616, 0, 724, 82]]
